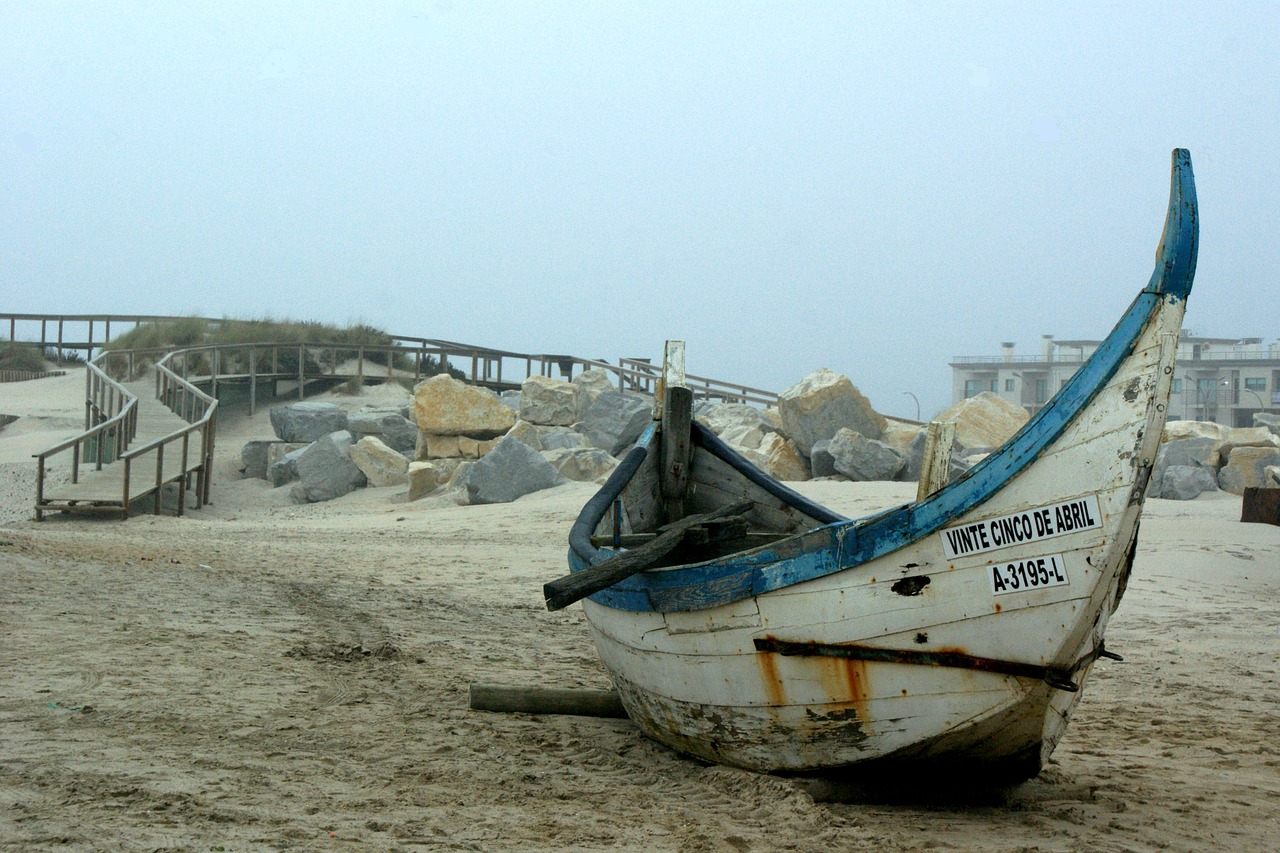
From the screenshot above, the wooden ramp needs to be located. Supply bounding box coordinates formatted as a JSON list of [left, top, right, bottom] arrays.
[[37, 377, 209, 520]]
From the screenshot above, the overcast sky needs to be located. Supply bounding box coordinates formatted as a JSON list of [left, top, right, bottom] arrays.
[[4, 2, 1277, 419]]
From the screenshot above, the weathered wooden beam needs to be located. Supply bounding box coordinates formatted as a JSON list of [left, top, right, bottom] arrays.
[[1241, 487, 1280, 526], [468, 683, 629, 718], [544, 498, 753, 611], [917, 419, 957, 502]]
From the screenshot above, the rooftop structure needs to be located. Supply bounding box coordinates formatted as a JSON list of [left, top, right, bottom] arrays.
[[951, 333, 1280, 427]]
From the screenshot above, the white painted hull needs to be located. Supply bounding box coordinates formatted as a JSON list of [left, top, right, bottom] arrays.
[[557, 149, 1198, 777], [583, 297, 1181, 775]]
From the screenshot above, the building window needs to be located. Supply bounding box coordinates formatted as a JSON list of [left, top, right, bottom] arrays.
[[1004, 379, 1014, 392], [1035, 379, 1048, 404], [964, 380, 984, 398], [1196, 378, 1218, 405], [1172, 378, 1183, 394], [1245, 377, 1266, 391], [990, 380, 998, 392]]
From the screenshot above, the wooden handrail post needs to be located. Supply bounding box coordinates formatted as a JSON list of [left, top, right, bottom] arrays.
[[154, 444, 164, 515], [298, 344, 305, 400], [249, 346, 257, 416], [34, 455, 45, 521]]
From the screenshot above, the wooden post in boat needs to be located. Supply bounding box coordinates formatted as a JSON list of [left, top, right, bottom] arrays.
[[916, 419, 956, 502], [659, 340, 691, 523]]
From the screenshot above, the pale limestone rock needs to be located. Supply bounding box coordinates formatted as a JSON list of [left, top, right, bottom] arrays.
[[719, 423, 766, 451], [458, 436, 500, 459], [424, 434, 461, 459], [1216, 427, 1280, 465], [935, 392, 1029, 451], [881, 421, 924, 457], [573, 369, 618, 421], [1264, 465, 1280, 486], [506, 419, 546, 451], [411, 374, 514, 437], [519, 375, 578, 426], [758, 432, 810, 481], [778, 368, 886, 455], [1162, 420, 1227, 443], [349, 436, 409, 487], [407, 461, 441, 501], [1217, 446, 1280, 495], [760, 407, 784, 433]]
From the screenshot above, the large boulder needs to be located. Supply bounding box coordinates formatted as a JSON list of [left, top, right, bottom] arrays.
[[697, 404, 775, 446], [349, 436, 410, 487], [506, 420, 590, 453], [828, 427, 905, 481], [406, 461, 442, 501], [573, 369, 618, 421], [758, 433, 810, 481], [1162, 420, 1227, 443], [581, 392, 652, 455], [1253, 412, 1280, 437], [935, 393, 1029, 452], [347, 410, 418, 453], [1151, 437, 1223, 497], [541, 447, 620, 483], [269, 402, 349, 443], [291, 431, 367, 502], [519, 375, 578, 426], [778, 369, 886, 456], [267, 444, 309, 487], [240, 440, 275, 480], [465, 436, 566, 504], [1218, 447, 1280, 495], [880, 421, 924, 458], [412, 375, 515, 438], [1156, 465, 1218, 500], [810, 439, 837, 478], [1216, 427, 1280, 466]]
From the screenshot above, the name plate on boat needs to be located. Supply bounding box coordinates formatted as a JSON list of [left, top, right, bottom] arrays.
[[989, 553, 1068, 595], [940, 495, 1102, 560]]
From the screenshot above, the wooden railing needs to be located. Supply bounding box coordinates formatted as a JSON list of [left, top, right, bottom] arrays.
[[33, 352, 140, 515], [2, 313, 780, 407]]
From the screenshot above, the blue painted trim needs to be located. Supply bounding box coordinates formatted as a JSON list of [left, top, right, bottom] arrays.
[[574, 150, 1198, 613]]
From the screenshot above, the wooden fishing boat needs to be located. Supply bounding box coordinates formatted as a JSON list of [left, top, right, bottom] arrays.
[[545, 149, 1198, 780]]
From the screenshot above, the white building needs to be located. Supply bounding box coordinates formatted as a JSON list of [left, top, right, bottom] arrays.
[[951, 334, 1280, 427]]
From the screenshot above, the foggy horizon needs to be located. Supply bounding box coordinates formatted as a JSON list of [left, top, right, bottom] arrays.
[[4, 3, 1278, 420]]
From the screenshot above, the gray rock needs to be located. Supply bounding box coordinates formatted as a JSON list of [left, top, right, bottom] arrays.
[[828, 427, 905, 481], [1150, 437, 1221, 496], [581, 392, 653, 456], [292, 431, 367, 502], [810, 440, 837, 478], [541, 447, 620, 483], [240, 440, 275, 480], [499, 390, 522, 411], [1157, 465, 1218, 500], [539, 426, 591, 451], [267, 445, 309, 487], [269, 402, 349, 443], [465, 436, 566, 504], [520, 375, 578, 426], [573, 369, 618, 421], [900, 431, 970, 484], [347, 410, 417, 453]]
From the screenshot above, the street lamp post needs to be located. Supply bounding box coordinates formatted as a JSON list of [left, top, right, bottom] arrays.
[[902, 391, 920, 422]]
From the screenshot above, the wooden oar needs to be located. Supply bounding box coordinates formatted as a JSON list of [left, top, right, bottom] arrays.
[[544, 499, 753, 611]]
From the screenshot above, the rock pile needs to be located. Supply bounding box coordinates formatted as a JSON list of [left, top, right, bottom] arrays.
[[239, 366, 1270, 508], [1152, 417, 1280, 500]]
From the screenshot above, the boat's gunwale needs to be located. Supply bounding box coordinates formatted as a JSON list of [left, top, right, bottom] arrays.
[[569, 149, 1198, 615]]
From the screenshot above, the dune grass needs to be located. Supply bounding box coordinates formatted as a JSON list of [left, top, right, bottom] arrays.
[[102, 316, 460, 380], [0, 341, 50, 373]]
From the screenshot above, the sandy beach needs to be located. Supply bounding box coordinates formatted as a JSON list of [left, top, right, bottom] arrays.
[[1, 370, 1277, 852]]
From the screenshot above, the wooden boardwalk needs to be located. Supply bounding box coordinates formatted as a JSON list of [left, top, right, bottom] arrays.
[[38, 377, 209, 519]]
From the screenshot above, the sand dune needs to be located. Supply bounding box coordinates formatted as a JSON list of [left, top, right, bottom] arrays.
[[1, 374, 1277, 851]]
